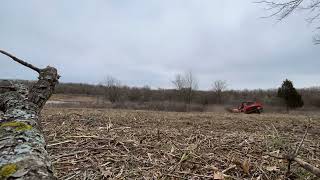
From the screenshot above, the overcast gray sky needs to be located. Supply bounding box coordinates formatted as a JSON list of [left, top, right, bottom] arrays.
[[0, 1, 319, 90]]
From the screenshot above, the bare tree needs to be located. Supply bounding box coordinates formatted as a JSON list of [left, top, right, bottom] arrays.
[[172, 74, 184, 90], [172, 71, 198, 104], [0, 50, 59, 179], [102, 75, 122, 103], [256, 0, 320, 43], [212, 80, 227, 104]]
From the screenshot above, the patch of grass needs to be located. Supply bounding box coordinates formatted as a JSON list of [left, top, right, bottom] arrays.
[[295, 168, 315, 180], [265, 134, 289, 151]]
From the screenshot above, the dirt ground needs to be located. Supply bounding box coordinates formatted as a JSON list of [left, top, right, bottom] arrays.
[[41, 107, 320, 179]]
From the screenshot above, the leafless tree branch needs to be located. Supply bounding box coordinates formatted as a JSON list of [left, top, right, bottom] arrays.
[[172, 71, 198, 105], [212, 80, 227, 104], [0, 49, 41, 73], [255, 0, 304, 20], [256, 0, 320, 44], [102, 75, 122, 103]]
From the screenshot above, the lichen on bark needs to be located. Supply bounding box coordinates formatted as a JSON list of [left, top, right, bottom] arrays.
[[0, 163, 17, 179], [0, 50, 59, 180], [1, 121, 32, 131]]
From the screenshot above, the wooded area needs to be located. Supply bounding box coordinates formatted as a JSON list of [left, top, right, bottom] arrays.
[[47, 81, 320, 112]]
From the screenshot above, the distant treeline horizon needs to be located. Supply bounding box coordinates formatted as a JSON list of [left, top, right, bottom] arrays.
[[5, 78, 320, 91], [53, 81, 320, 107], [4, 79, 320, 111]]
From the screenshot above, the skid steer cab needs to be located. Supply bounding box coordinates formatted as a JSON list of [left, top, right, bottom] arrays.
[[231, 101, 263, 114]]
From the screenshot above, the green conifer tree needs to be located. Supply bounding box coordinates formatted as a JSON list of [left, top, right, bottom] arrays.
[[277, 79, 304, 112]]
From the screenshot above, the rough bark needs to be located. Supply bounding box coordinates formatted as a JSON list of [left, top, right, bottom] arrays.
[[0, 50, 59, 180]]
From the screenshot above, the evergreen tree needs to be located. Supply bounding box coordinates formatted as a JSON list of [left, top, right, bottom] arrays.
[[277, 79, 304, 111]]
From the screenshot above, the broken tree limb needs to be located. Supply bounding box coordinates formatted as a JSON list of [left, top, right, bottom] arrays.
[[266, 121, 320, 178], [0, 50, 59, 179], [28, 67, 59, 110], [0, 50, 41, 73], [267, 154, 320, 178], [294, 157, 320, 177]]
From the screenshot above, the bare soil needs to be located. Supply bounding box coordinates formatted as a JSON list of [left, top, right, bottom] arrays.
[[41, 107, 320, 179]]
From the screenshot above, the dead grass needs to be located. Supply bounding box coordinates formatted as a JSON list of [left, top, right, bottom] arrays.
[[50, 94, 98, 103], [41, 107, 320, 179]]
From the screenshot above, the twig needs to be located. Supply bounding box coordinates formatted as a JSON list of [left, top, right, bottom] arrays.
[[0, 49, 41, 73], [47, 140, 75, 147], [63, 171, 82, 180], [271, 123, 279, 137], [294, 121, 310, 155], [51, 150, 88, 159], [176, 171, 213, 178], [176, 171, 237, 179], [66, 135, 114, 140], [222, 165, 237, 174], [164, 152, 204, 165], [264, 153, 285, 159], [287, 119, 311, 176]]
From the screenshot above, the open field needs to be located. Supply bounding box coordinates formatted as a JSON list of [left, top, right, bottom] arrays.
[[48, 93, 320, 114], [49, 94, 98, 103], [41, 107, 320, 179]]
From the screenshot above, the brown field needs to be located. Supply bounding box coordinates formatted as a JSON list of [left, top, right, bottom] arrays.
[[41, 106, 320, 179], [49, 94, 98, 103]]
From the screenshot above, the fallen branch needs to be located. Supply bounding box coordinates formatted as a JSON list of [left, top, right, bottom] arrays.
[[294, 157, 320, 177], [0, 49, 59, 179], [267, 121, 320, 178], [47, 140, 75, 147], [268, 154, 320, 178]]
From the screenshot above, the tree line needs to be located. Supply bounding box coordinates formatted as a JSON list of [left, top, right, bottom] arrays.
[[50, 72, 320, 112]]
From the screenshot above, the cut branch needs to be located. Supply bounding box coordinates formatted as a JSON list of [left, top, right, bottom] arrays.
[[0, 49, 41, 73]]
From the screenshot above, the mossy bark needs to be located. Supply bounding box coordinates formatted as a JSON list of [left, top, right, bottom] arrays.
[[0, 66, 58, 180]]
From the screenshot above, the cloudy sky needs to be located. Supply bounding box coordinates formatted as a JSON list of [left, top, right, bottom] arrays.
[[0, 1, 319, 90]]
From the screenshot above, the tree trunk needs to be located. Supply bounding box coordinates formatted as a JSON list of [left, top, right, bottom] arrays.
[[0, 51, 59, 180]]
